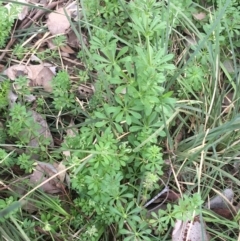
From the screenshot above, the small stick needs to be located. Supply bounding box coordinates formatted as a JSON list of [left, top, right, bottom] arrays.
[[144, 186, 169, 208]]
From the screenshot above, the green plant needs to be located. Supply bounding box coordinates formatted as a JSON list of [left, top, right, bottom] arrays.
[[7, 103, 40, 145], [184, 62, 207, 92], [17, 153, 35, 173], [148, 193, 203, 234], [36, 48, 59, 61], [12, 43, 28, 60], [52, 35, 67, 47], [0, 79, 11, 110], [51, 71, 76, 111], [21, 219, 37, 238], [60, 0, 179, 239], [82, 0, 129, 38], [0, 2, 22, 47], [14, 76, 31, 97], [0, 196, 17, 222], [0, 148, 16, 167]]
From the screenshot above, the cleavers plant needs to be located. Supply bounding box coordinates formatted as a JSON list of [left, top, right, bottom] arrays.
[[63, 0, 179, 239]]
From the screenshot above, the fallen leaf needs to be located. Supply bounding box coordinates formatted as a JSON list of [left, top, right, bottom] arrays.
[[28, 65, 54, 92], [66, 1, 81, 21], [4, 64, 54, 92], [28, 110, 54, 148], [60, 52, 70, 58], [8, 90, 18, 108], [47, 8, 71, 35], [30, 162, 62, 194], [67, 30, 80, 48], [205, 188, 239, 219], [24, 94, 36, 103], [205, 188, 233, 210], [210, 207, 237, 220], [193, 12, 206, 21], [17, 0, 29, 20], [43, 63, 57, 75], [55, 162, 66, 183], [63, 120, 76, 157], [30, 54, 42, 63], [60, 45, 75, 54], [147, 189, 180, 218], [4, 65, 27, 80], [8, 85, 36, 106], [172, 216, 210, 241]]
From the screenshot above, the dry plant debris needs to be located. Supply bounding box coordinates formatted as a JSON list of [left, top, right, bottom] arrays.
[[4, 64, 55, 92], [29, 110, 54, 148], [30, 161, 64, 194], [172, 216, 210, 241], [47, 7, 71, 35]]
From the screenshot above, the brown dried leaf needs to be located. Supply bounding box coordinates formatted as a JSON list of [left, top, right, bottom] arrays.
[[172, 216, 210, 241], [18, 0, 29, 20], [4, 65, 28, 80], [205, 188, 234, 209], [67, 30, 80, 48], [60, 45, 75, 54], [43, 63, 57, 75], [55, 162, 66, 183], [63, 120, 76, 157], [30, 54, 42, 63], [4, 64, 54, 92], [28, 110, 54, 148], [47, 8, 71, 35], [8, 90, 18, 108], [204, 188, 239, 219], [185, 36, 197, 47], [193, 12, 206, 20], [66, 1, 81, 21], [28, 65, 54, 92], [30, 162, 62, 194], [60, 52, 70, 57]]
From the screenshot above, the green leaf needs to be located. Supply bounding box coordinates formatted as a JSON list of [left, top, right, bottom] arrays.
[[129, 110, 141, 119], [0, 201, 21, 219], [94, 111, 106, 119], [114, 123, 123, 133], [117, 46, 129, 59], [109, 76, 123, 84], [115, 111, 124, 123], [107, 106, 121, 114], [115, 85, 127, 94], [129, 126, 142, 132], [95, 121, 107, 127], [125, 113, 132, 125], [92, 53, 109, 63]]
